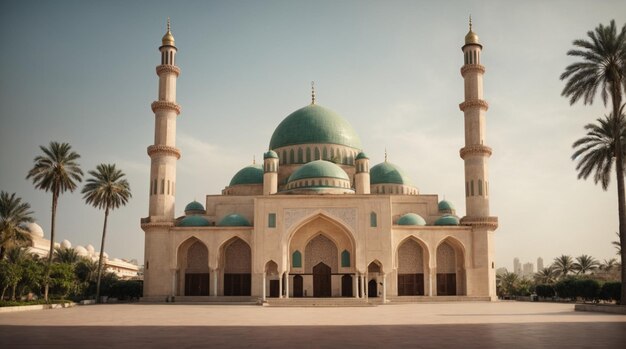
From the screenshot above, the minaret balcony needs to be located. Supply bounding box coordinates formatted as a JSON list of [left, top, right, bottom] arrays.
[[151, 101, 181, 115], [460, 64, 485, 77], [156, 64, 180, 77], [459, 99, 489, 112], [460, 216, 498, 230], [147, 145, 181, 159], [459, 144, 492, 159]]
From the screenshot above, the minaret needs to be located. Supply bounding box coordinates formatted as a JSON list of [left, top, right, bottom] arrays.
[[147, 18, 181, 220], [263, 150, 279, 195], [354, 152, 370, 194], [459, 18, 497, 230]]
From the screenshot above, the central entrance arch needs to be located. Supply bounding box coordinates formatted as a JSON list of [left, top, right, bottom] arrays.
[[313, 262, 331, 297], [177, 238, 209, 296], [288, 214, 356, 298]]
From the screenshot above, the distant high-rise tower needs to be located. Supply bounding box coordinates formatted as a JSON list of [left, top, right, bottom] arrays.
[[513, 257, 521, 276], [522, 262, 534, 278], [537, 257, 544, 271]]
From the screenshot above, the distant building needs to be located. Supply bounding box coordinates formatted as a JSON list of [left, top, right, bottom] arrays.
[[537, 257, 544, 271], [522, 263, 534, 278], [24, 222, 139, 280], [513, 258, 521, 276], [495, 267, 508, 276]]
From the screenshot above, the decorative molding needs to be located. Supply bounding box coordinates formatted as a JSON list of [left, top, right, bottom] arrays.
[[147, 145, 181, 159], [156, 64, 181, 77], [459, 144, 492, 159], [140, 221, 174, 229], [151, 101, 181, 115], [460, 216, 498, 230], [284, 207, 357, 232], [460, 64, 485, 77], [459, 99, 489, 112]]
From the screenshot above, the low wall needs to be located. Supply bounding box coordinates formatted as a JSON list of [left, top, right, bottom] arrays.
[[0, 302, 75, 313], [574, 304, 626, 314]]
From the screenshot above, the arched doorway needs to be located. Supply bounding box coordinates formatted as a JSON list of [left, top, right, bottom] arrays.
[[436, 239, 465, 296], [368, 261, 382, 297], [293, 275, 303, 297], [397, 238, 426, 296], [265, 261, 279, 298], [177, 238, 209, 296], [341, 275, 353, 297], [313, 262, 331, 297], [223, 238, 251, 296]]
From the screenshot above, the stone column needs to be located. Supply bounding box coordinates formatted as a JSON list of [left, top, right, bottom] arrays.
[[382, 273, 387, 302], [171, 268, 177, 296], [353, 273, 358, 298], [213, 269, 219, 297], [279, 272, 283, 298], [262, 272, 266, 302], [285, 272, 290, 299]]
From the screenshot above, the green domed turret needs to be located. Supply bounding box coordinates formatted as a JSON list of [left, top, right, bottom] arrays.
[[184, 201, 205, 215], [438, 200, 455, 212], [434, 215, 460, 226], [370, 162, 413, 185], [263, 150, 278, 159], [397, 213, 426, 226], [288, 160, 349, 183], [218, 214, 251, 227], [229, 164, 264, 186], [179, 216, 210, 227], [269, 104, 362, 149], [355, 152, 368, 160]]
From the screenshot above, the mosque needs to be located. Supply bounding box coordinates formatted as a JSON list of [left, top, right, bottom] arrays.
[[141, 20, 498, 302]]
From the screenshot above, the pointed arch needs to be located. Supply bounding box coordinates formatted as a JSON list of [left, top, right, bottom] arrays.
[[396, 236, 429, 296], [367, 259, 383, 273], [176, 237, 209, 296], [220, 236, 252, 296], [435, 236, 467, 296]]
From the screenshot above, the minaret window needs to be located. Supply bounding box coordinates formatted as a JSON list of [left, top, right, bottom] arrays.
[[478, 179, 483, 196], [470, 180, 474, 196], [167, 180, 170, 195], [161, 179, 165, 194], [465, 182, 469, 197]]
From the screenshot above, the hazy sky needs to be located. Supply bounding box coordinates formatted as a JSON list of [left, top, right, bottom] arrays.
[[1, 0, 625, 271]]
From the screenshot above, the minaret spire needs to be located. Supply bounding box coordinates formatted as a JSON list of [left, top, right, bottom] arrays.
[[167, 17, 171, 32], [469, 15, 472, 31], [311, 81, 316, 105]]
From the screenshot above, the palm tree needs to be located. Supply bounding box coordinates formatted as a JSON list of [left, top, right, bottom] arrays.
[[82, 164, 131, 303], [552, 255, 575, 278], [561, 19, 626, 303], [5, 247, 30, 300], [534, 267, 558, 284], [613, 231, 622, 255], [497, 271, 519, 297], [26, 141, 83, 301], [572, 112, 626, 188], [573, 254, 600, 274], [0, 191, 34, 259], [53, 247, 81, 265]]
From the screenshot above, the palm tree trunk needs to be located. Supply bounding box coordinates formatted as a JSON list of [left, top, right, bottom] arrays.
[[44, 191, 58, 302], [95, 206, 109, 304], [612, 97, 626, 304]]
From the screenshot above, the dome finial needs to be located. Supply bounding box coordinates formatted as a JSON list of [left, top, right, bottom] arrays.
[[253, 155, 256, 164], [469, 15, 472, 31], [311, 81, 316, 105], [384, 148, 388, 162], [167, 17, 171, 32], [464, 15, 480, 45], [162, 17, 175, 46]]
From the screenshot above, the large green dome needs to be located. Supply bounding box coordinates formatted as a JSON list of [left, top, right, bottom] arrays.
[[179, 216, 210, 227], [229, 164, 263, 186], [434, 215, 460, 226], [269, 104, 362, 149], [218, 214, 251, 227], [288, 160, 349, 183], [397, 213, 426, 226], [370, 162, 413, 185]]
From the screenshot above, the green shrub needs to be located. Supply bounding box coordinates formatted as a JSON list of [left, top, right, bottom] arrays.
[[535, 284, 555, 298], [554, 277, 577, 300], [107, 280, 143, 300], [573, 279, 599, 301], [599, 282, 621, 302]]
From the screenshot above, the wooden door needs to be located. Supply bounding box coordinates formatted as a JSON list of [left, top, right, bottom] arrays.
[[398, 274, 424, 296], [224, 273, 251, 296], [313, 263, 331, 297], [185, 273, 209, 296], [368, 279, 378, 297], [437, 273, 457, 296], [269, 280, 279, 297], [341, 274, 352, 297], [293, 275, 303, 297]]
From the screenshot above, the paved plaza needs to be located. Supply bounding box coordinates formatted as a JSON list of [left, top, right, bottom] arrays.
[[1, 301, 625, 348]]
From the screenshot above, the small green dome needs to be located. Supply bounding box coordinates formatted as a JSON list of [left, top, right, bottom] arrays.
[[288, 160, 349, 183], [179, 216, 210, 227], [264, 150, 278, 159], [184, 201, 205, 212], [229, 164, 263, 186], [434, 215, 460, 226], [355, 152, 368, 160], [269, 104, 362, 149], [438, 200, 455, 211], [370, 162, 413, 185], [218, 214, 251, 227], [397, 213, 426, 226]]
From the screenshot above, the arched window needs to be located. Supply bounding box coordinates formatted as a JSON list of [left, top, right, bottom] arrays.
[[341, 250, 350, 267], [282, 150, 287, 164], [292, 250, 302, 268], [370, 212, 377, 227], [478, 179, 483, 196], [290, 149, 295, 164], [306, 147, 311, 162], [322, 147, 328, 160], [297, 148, 303, 163], [471, 180, 475, 196]]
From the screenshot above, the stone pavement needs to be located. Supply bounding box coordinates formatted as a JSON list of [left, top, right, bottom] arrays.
[[1, 301, 625, 348]]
